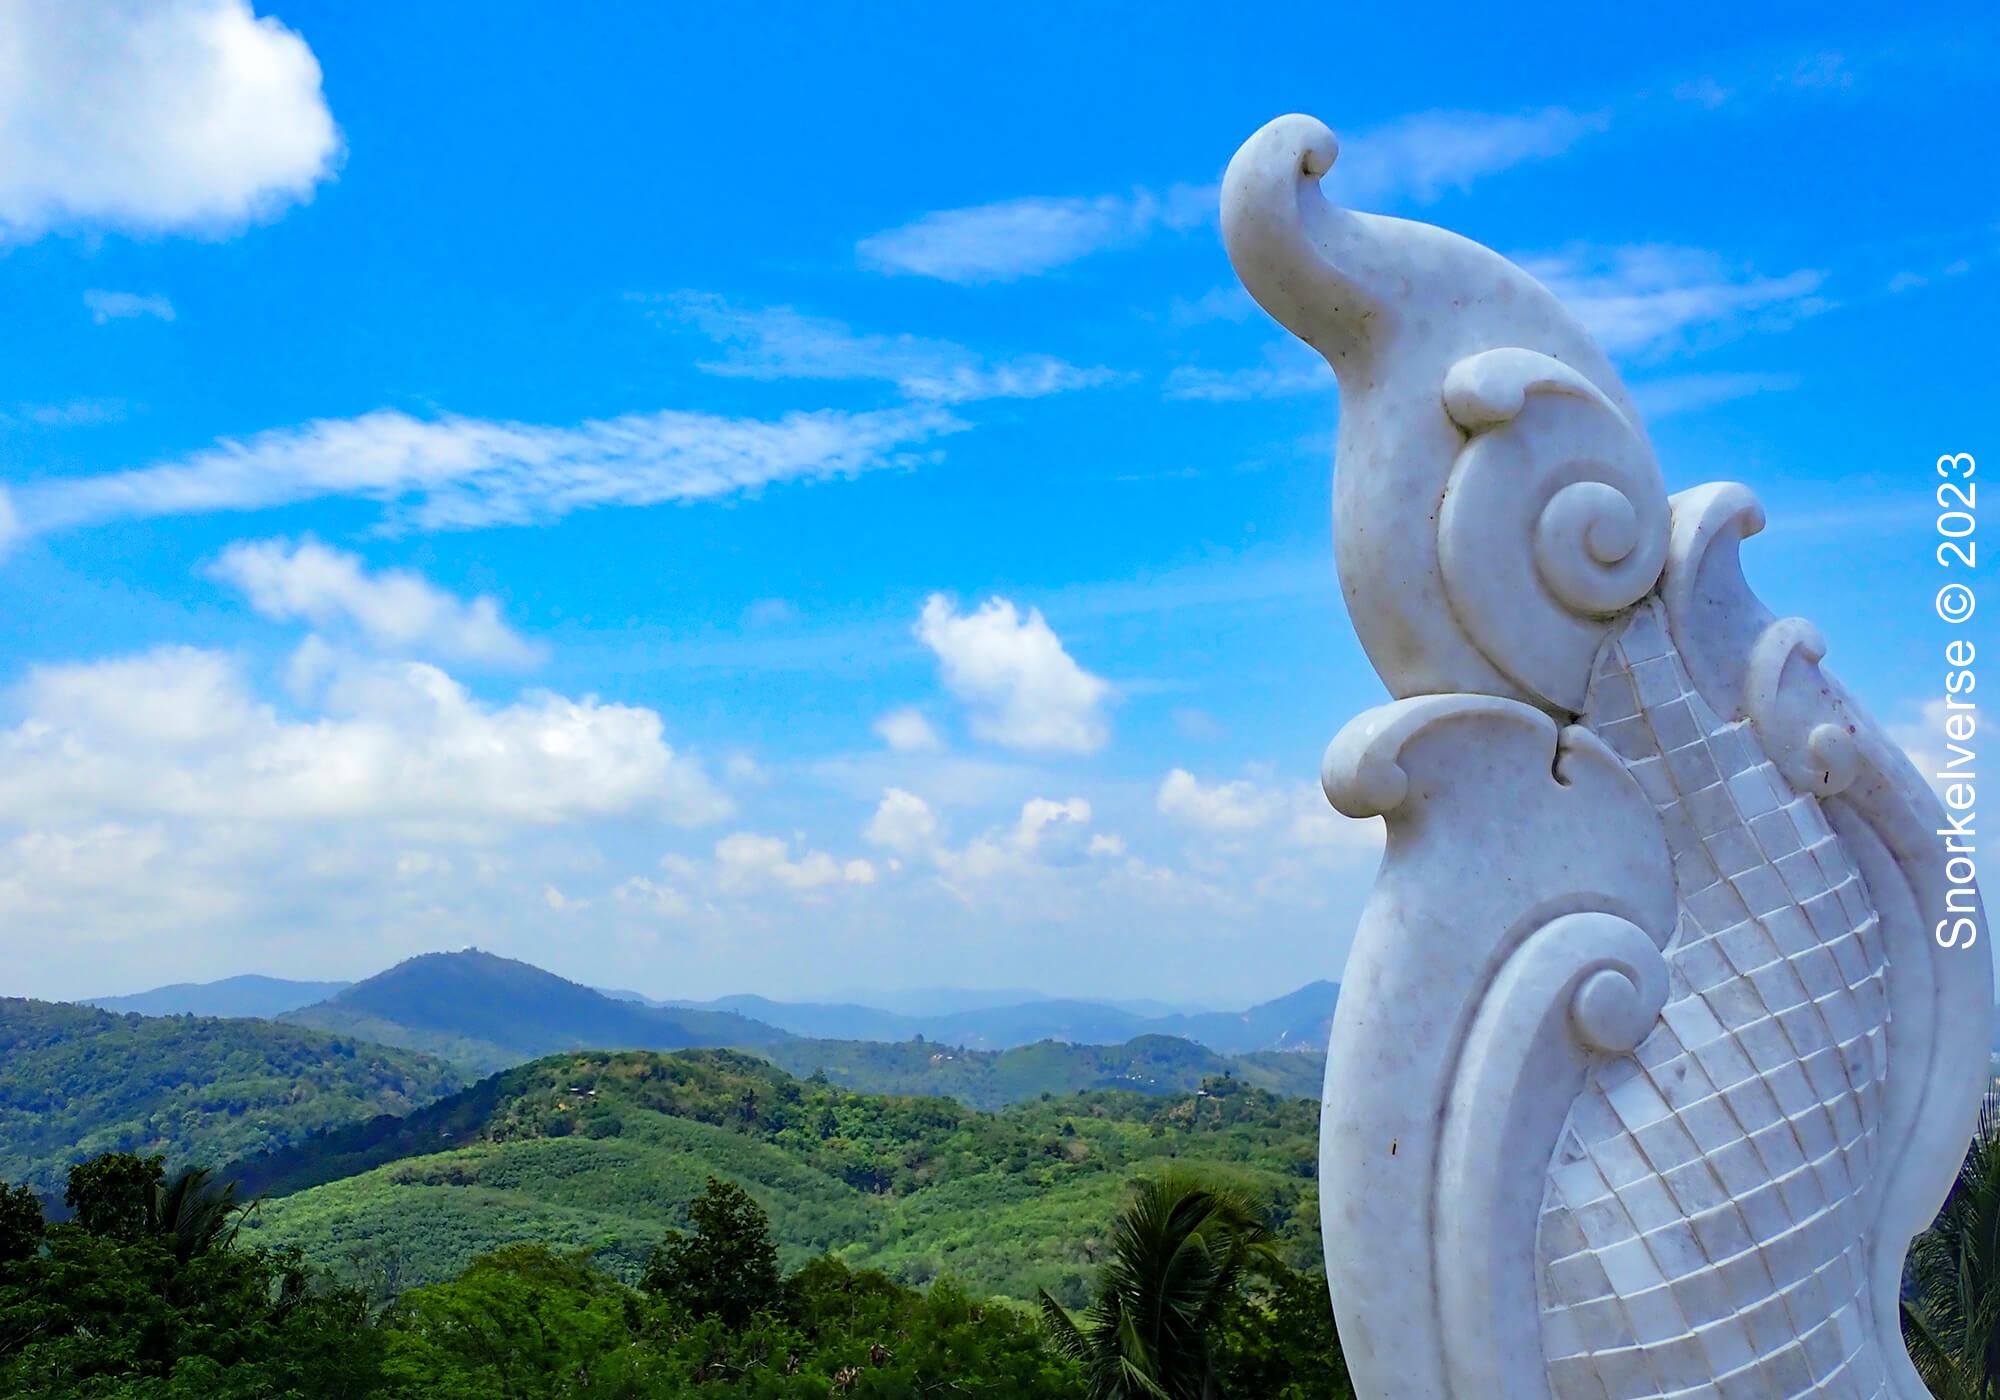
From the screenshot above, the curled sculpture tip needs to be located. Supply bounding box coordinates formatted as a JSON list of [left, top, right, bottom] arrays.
[[1221, 113, 1384, 363]]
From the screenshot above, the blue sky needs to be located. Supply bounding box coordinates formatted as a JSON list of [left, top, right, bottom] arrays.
[[0, 1, 1992, 1004]]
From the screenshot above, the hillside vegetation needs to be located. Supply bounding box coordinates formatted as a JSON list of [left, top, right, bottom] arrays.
[[0, 999, 463, 1197], [764, 1033, 1324, 1108], [235, 1048, 1320, 1305]]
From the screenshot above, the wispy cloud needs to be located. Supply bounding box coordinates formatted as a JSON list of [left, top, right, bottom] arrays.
[[857, 184, 1213, 284], [1628, 370, 1803, 420], [1521, 244, 1829, 359], [84, 290, 175, 324], [1168, 352, 1320, 402], [654, 293, 1122, 403], [1328, 106, 1609, 206], [1, 399, 125, 428], [859, 105, 1605, 286], [210, 537, 544, 666], [9, 404, 963, 543]]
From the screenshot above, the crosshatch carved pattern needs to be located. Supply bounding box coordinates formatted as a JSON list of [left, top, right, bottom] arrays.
[[1537, 600, 1893, 1400]]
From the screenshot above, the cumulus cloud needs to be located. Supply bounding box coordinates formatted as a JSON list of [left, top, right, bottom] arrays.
[[654, 294, 1121, 404], [1157, 769, 1284, 831], [714, 832, 876, 894], [866, 788, 1107, 886], [84, 290, 175, 324], [9, 404, 962, 543], [873, 707, 942, 753], [865, 787, 940, 856], [0, 645, 730, 833], [211, 537, 542, 666], [1520, 245, 1829, 360], [0, 0, 339, 241], [857, 184, 1213, 283], [1156, 766, 1381, 864], [915, 595, 1110, 754]]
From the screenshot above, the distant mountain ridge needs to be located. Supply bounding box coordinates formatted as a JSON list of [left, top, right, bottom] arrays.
[[662, 979, 1339, 1055], [101, 956, 1340, 1060], [84, 974, 352, 1019], [280, 949, 793, 1074]]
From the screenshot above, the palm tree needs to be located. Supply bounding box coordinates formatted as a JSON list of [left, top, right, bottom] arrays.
[[1041, 1170, 1278, 1399], [147, 1166, 247, 1264], [1905, 1096, 2000, 1398]]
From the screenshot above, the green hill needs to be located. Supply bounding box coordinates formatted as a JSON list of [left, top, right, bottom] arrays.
[[279, 949, 793, 1073], [234, 1048, 1320, 1305], [0, 998, 464, 1198], [764, 1032, 1325, 1107]]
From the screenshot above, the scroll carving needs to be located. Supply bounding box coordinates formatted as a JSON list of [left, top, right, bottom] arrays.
[[1224, 110, 1991, 1400]]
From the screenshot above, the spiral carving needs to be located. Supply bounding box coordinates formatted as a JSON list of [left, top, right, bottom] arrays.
[[1437, 348, 1670, 715], [1535, 480, 1660, 616], [1571, 966, 1656, 1052]]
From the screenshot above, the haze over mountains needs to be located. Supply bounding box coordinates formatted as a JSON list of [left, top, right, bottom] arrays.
[[87, 950, 1338, 1063]]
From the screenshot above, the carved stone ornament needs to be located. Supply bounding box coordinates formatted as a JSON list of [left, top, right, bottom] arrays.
[[1222, 113, 1991, 1399]]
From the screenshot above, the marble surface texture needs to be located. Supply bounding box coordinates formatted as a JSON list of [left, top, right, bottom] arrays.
[[1221, 112, 1991, 1399]]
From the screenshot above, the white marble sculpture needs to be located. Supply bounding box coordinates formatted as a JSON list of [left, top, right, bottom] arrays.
[[1221, 112, 1991, 1399]]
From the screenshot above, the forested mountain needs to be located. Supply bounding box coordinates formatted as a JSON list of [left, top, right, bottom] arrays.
[[83, 974, 352, 1019], [0, 999, 463, 1197], [230, 1048, 1321, 1305], [279, 950, 793, 1072]]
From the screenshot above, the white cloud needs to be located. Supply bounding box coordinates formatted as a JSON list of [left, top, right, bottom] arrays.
[[211, 537, 542, 666], [0, 645, 730, 833], [865, 787, 940, 857], [1328, 106, 1607, 207], [873, 707, 942, 753], [714, 832, 875, 894], [0, 0, 339, 240], [1521, 245, 1829, 360], [1157, 768, 1284, 831], [928, 794, 1102, 884], [1156, 766, 1382, 866], [10, 404, 962, 542], [84, 289, 175, 324], [857, 184, 1212, 284], [916, 594, 1111, 754], [657, 294, 1121, 404]]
